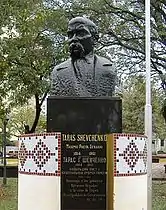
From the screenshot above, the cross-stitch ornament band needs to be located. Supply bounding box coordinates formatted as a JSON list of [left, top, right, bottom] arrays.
[[18, 133, 61, 210]]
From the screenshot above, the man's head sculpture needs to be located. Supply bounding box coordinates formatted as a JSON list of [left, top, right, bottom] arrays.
[[50, 16, 117, 97], [67, 17, 99, 60]]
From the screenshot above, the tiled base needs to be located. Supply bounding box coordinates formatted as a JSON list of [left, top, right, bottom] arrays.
[[113, 134, 147, 176], [18, 133, 61, 176]]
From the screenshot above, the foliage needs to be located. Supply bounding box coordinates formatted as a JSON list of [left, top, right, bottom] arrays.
[[0, 120, 13, 147], [121, 75, 166, 139], [59, 0, 166, 121], [65, 0, 166, 74], [0, 0, 166, 132], [0, 0, 68, 132], [0, 133, 13, 148], [0, 100, 46, 146], [8, 99, 47, 136]]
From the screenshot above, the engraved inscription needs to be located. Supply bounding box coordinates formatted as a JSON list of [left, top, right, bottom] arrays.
[[61, 134, 106, 210]]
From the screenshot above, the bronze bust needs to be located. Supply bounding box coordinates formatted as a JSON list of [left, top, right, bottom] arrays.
[[50, 16, 117, 97]]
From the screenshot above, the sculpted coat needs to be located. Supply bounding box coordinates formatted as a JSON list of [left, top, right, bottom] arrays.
[[50, 54, 116, 97]]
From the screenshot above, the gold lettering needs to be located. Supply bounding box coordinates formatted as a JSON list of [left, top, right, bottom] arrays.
[[62, 134, 76, 141], [66, 144, 78, 149], [63, 134, 107, 141], [63, 157, 76, 163], [90, 144, 103, 149], [79, 144, 89, 149], [77, 134, 84, 141]]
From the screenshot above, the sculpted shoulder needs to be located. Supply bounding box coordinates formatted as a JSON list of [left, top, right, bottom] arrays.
[[96, 55, 116, 75], [96, 55, 113, 66], [52, 59, 71, 74]]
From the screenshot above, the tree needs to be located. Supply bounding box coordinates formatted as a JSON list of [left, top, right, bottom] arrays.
[[121, 75, 166, 140], [8, 100, 46, 137], [0, 0, 68, 133], [0, 100, 46, 146], [0, 120, 12, 147], [66, 0, 166, 72], [1, 0, 166, 132], [55, 0, 166, 121]]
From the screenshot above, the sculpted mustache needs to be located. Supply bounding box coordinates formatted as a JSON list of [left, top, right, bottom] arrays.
[[69, 42, 85, 53]]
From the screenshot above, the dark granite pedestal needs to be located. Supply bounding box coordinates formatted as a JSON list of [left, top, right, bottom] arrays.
[[47, 96, 122, 134], [47, 96, 122, 210]]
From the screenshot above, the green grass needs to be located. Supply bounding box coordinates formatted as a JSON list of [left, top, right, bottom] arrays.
[[0, 179, 18, 210], [152, 181, 166, 210], [0, 179, 166, 210]]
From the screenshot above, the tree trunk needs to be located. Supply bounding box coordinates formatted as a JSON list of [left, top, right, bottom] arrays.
[[29, 94, 41, 133]]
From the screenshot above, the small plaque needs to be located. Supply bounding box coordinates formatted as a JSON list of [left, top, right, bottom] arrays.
[[61, 134, 107, 210]]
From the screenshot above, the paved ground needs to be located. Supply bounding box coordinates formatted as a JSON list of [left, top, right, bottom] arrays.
[[152, 163, 166, 179]]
